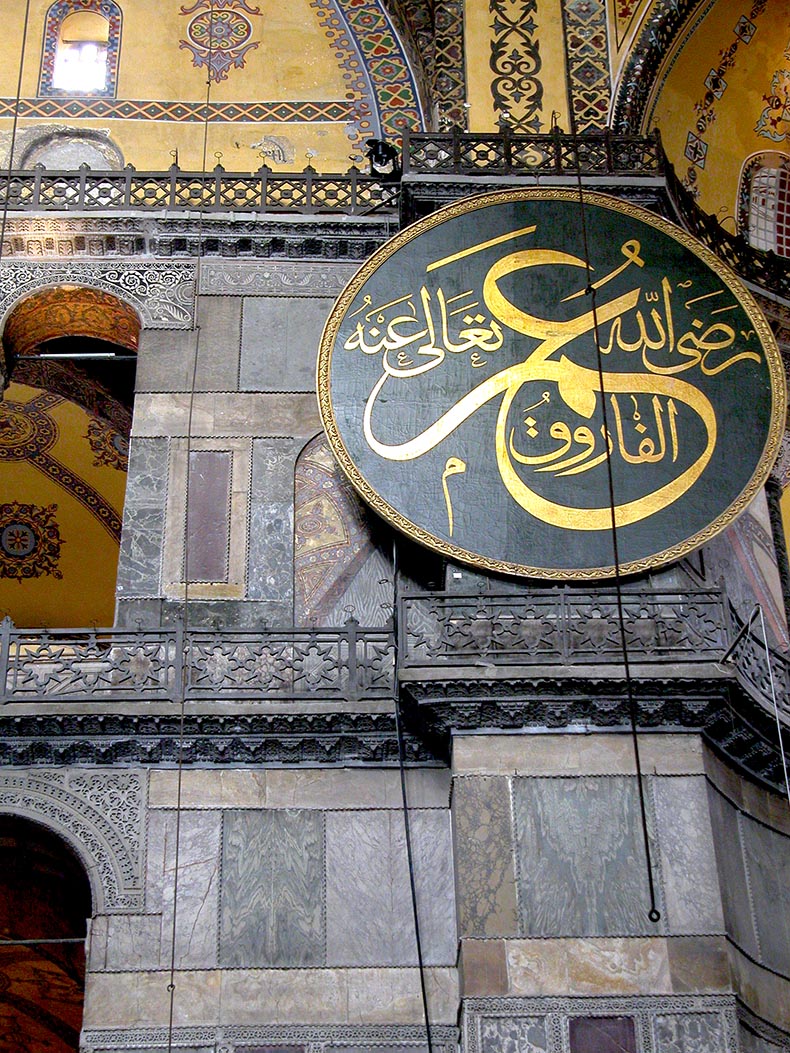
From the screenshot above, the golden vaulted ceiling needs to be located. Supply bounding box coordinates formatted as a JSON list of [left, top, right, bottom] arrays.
[[0, 287, 137, 628]]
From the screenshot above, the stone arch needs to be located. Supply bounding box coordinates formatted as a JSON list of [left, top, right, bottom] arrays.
[[0, 769, 145, 913], [0, 264, 195, 355]]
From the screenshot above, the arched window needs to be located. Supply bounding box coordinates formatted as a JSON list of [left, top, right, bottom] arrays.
[[738, 152, 790, 258], [40, 0, 121, 97]]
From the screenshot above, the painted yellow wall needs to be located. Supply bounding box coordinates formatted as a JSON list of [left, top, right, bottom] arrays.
[[648, 0, 789, 221], [0, 0, 364, 171], [465, 0, 570, 134]]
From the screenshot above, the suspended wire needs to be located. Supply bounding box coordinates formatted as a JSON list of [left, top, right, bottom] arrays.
[[564, 112, 661, 919], [391, 542, 435, 1053], [0, 0, 31, 271], [166, 5, 216, 1049]]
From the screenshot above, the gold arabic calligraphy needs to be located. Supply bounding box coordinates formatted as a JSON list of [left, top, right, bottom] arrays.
[[342, 233, 760, 534]]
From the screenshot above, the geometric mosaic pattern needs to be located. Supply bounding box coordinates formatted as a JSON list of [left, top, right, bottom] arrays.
[[435, 0, 467, 128], [329, 0, 424, 142], [0, 500, 63, 581], [489, 0, 544, 133], [0, 97, 356, 123], [310, 0, 378, 141], [562, 0, 611, 132]]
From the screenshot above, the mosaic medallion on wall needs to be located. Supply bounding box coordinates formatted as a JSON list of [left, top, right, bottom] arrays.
[[0, 502, 63, 581], [180, 0, 262, 83]]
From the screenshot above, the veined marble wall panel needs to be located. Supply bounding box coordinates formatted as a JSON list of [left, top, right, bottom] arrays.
[[325, 809, 456, 966], [194, 297, 242, 391], [248, 437, 303, 619], [135, 329, 199, 392], [220, 809, 325, 968], [512, 776, 661, 937], [131, 393, 322, 438], [735, 810, 790, 979], [240, 297, 335, 392], [463, 994, 740, 1053], [145, 809, 221, 970], [653, 777, 725, 935], [452, 776, 518, 938], [136, 299, 242, 393], [116, 436, 169, 599]]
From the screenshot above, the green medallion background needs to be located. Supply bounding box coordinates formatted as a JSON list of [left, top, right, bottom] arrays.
[[318, 190, 785, 579]]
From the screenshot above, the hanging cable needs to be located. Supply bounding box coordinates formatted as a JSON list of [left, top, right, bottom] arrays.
[[392, 541, 435, 1053], [165, 6, 216, 1051], [561, 73, 660, 919], [0, 0, 32, 276]]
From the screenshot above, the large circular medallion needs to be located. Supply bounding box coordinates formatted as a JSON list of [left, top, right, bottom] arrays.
[[318, 190, 785, 579]]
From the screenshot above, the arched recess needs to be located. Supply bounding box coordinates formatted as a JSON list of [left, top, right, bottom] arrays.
[[738, 152, 790, 256], [294, 433, 394, 626], [0, 815, 92, 1053], [40, 0, 122, 98], [0, 286, 140, 628]]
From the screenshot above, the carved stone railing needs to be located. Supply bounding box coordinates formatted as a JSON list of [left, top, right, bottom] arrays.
[[402, 128, 665, 178], [399, 587, 730, 669], [0, 163, 399, 216], [0, 617, 394, 705]]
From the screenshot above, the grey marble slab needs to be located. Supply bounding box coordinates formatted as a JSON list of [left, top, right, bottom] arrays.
[[135, 330, 196, 391], [240, 296, 334, 391], [513, 775, 662, 937], [325, 809, 456, 967], [325, 810, 416, 966], [117, 506, 164, 596], [220, 809, 324, 967], [479, 1016, 549, 1053], [194, 296, 242, 390], [248, 439, 302, 605], [706, 785, 760, 960], [126, 438, 169, 504], [654, 1011, 725, 1051], [739, 813, 790, 975], [452, 776, 517, 938], [653, 777, 725, 935], [146, 810, 220, 969]]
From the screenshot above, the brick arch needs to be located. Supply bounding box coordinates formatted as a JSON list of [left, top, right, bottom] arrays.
[[2, 284, 140, 362]]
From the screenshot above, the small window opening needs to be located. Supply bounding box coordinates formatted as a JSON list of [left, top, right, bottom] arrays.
[[52, 11, 110, 92]]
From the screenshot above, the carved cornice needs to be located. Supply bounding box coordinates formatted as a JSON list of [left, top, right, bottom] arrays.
[[0, 214, 396, 264], [0, 710, 435, 767]]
